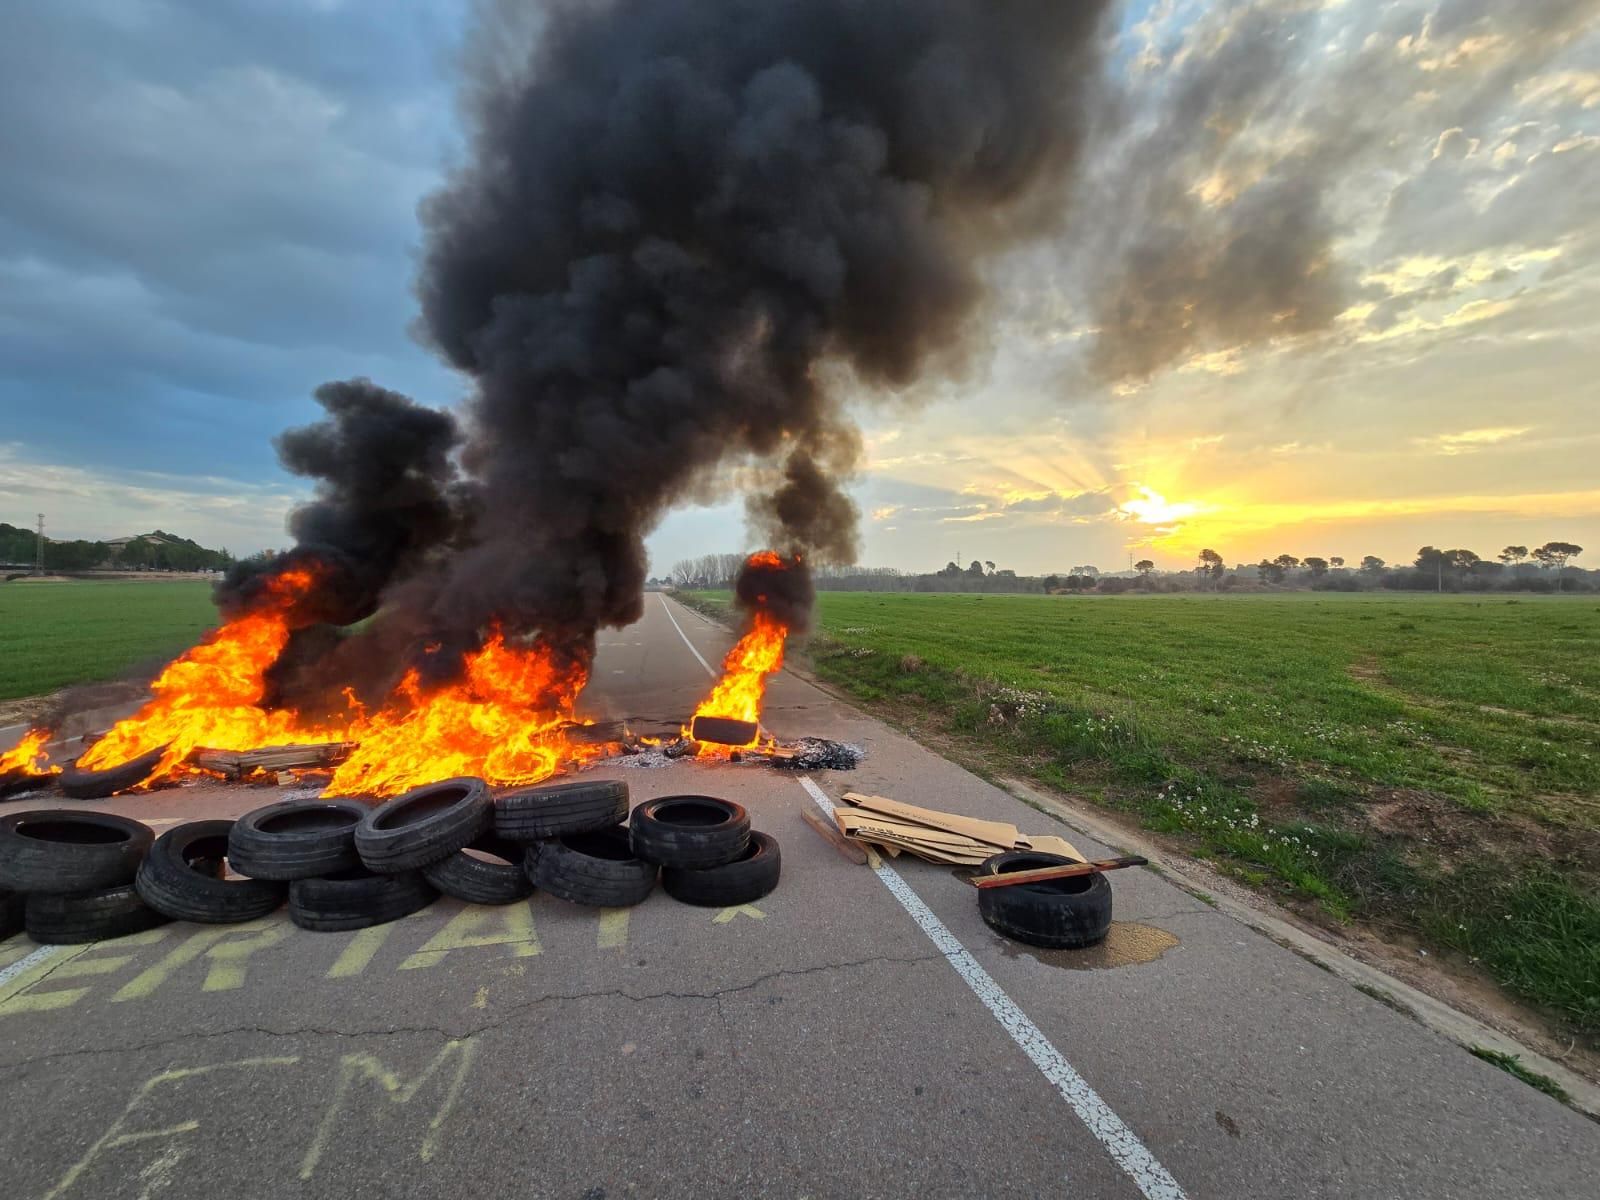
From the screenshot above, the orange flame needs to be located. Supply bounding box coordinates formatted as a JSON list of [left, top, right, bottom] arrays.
[[691, 610, 788, 742], [325, 630, 601, 796], [59, 563, 602, 796], [77, 568, 345, 780], [687, 550, 796, 752], [0, 728, 59, 777]]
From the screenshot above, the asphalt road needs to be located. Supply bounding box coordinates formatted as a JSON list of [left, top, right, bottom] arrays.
[[1, 594, 1595, 1199]]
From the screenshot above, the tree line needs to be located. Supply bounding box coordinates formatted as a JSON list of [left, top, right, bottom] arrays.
[[0, 523, 235, 573], [667, 540, 1589, 596]]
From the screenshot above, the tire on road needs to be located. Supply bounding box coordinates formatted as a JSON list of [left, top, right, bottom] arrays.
[[531, 826, 656, 908], [689, 716, 759, 747], [661, 830, 781, 907], [227, 799, 368, 881], [629, 795, 750, 869], [1, 769, 47, 800], [421, 836, 535, 906], [288, 868, 437, 932], [135, 819, 286, 924], [0, 810, 154, 894], [977, 851, 1112, 950], [0, 890, 23, 940], [25, 884, 170, 944], [494, 778, 629, 842], [56, 744, 171, 799], [355, 777, 491, 873]]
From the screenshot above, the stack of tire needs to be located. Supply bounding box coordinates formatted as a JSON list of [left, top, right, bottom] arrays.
[[0, 810, 192, 942], [0, 777, 783, 946], [493, 780, 781, 909]]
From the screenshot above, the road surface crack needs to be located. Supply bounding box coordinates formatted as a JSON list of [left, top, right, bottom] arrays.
[[0, 952, 943, 1071]]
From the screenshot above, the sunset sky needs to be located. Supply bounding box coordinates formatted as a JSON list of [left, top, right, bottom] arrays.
[[2, 0, 1596, 575]]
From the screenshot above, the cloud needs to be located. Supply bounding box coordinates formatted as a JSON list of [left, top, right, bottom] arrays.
[[1413, 426, 1533, 454], [0, 443, 300, 549], [0, 2, 465, 497]]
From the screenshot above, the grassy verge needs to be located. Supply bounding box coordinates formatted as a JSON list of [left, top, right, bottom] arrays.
[[679, 589, 1600, 1043], [0, 580, 217, 700]]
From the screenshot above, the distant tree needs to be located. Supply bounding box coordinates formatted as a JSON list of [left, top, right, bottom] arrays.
[[118, 537, 156, 569], [1070, 565, 1100, 578], [1274, 554, 1300, 572], [1532, 541, 1583, 590], [1531, 541, 1582, 570], [1197, 548, 1224, 585], [938, 561, 961, 578], [1303, 556, 1329, 578], [966, 560, 985, 577], [1041, 574, 1061, 592], [1360, 555, 1385, 574], [1065, 574, 1095, 591], [1499, 545, 1529, 566], [1135, 559, 1154, 580], [1329, 556, 1345, 569], [1258, 559, 1285, 584], [1414, 546, 1445, 571], [983, 560, 996, 575], [1447, 549, 1480, 572]]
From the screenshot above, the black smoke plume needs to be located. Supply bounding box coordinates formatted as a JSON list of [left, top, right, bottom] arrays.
[[409, 0, 1113, 649], [735, 551, 815, 635], [216, 378, 462, 627]]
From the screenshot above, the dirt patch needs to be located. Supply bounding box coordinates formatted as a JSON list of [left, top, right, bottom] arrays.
[[1346, 655, 1384, 684]]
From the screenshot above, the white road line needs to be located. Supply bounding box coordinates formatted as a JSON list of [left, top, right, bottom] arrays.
[[0, 945, 60, 989], [657, 593, 716, 678], [797, 776, 1186, 1200]]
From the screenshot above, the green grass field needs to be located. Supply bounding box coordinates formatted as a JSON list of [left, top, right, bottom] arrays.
[[0, 580, 218, 701], [685, 590, 1600, 1040]]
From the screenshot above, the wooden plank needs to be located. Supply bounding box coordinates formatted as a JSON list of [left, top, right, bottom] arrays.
[[798, 805, 868, 865], [968, 856, 1148, 889]]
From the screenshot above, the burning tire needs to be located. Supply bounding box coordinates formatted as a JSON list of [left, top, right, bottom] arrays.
[[229, 799, 368, 881], [56, 744, 171, 799], [135, 820, 287, 924], [0, 890, 23, 940], [1, 770, 45, 800], [689, 716, 758, 747], [355, 777, 492, 873], [0, 810, 154, 894], [662, 830, 781, 907], [977, 851, 1112, 950], [421, 836, 535, 906], [25, 884, 169, 944], [629, 795, 750, 869], [493, 778, 628, 842], [288, 868, 437, 932], [530, 826, 656, 908]]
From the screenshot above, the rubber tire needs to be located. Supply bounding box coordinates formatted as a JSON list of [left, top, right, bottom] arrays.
[[356, 777, 491, 873], [288, 869, 437, 932], [690, 716, 758, 746], [530, 827, 656, 908], [421, 836, 535, 905], [56, 744, 171, 799], [228, 799, 368, 881], [629, 795, 751, 869], [26, 884, 170, 944], [494, 779, 628, 842], [0, 810, 154, 893], [662, 831, 781, 907], [0, 890, 23, 940], [135, 820, 286, 924], [977, 851, 1113, 950], [1, 769, 46, 799]]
